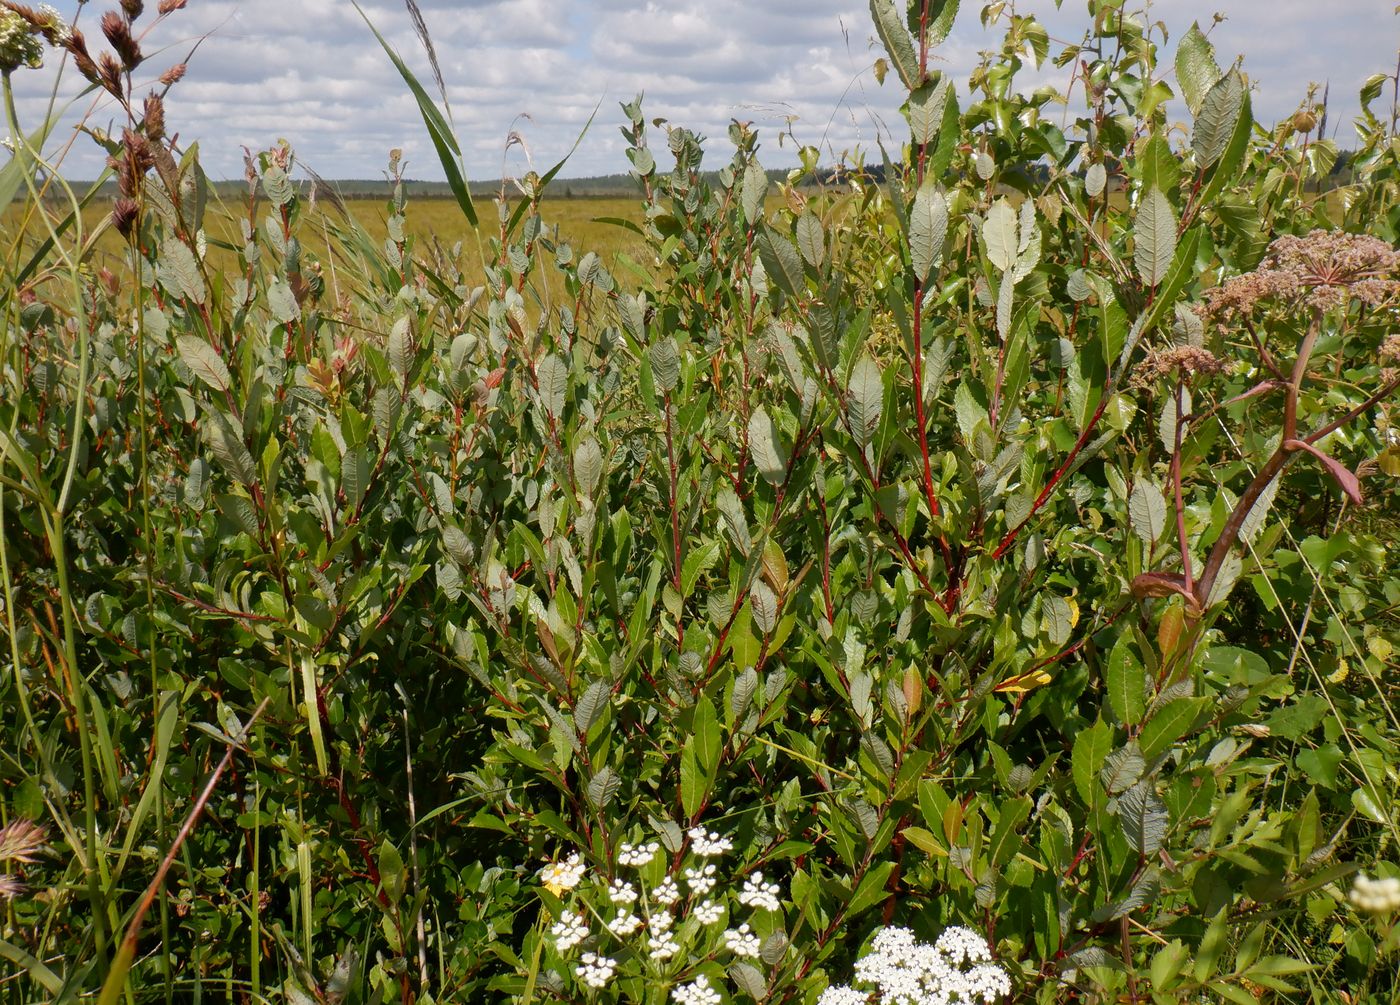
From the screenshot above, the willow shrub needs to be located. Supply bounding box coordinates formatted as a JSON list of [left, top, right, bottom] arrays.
[[1, 0, 1399, 1003]]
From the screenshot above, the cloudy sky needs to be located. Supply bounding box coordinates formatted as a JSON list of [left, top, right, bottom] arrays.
[[8, 1, 1397, 183]]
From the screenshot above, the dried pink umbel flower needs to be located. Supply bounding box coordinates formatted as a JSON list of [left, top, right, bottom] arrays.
[[1135, 345, 1230, 384], [1202, 230, 1400, 319], [0, 819, 48, 864]]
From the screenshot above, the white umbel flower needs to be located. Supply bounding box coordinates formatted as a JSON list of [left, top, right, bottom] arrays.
[[816, 987, 869, 1005], [684, 863, 718, 895], [687, 826, 733, 857], [672, 973, 723, 1005], [619, 841, 661, 867], [694, 899, 724, 925], [576, 951, 617, 989], [608, 878, 639, 904], [654, 876, 681, 905], [1350, 872, 1400, 914], [539, 852, 586, 893], [649, 930, 682, 960], [549, 912, 589, 952], [738, 870, 782, 911], [843, 925, 1010, 1004], [723, 922, 762, 958], [607, 909, 642, 937]]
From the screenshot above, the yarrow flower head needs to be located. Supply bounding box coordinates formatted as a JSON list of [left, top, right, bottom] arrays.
[[831, 925, 1011, 1005], [619, 840, 661, 867], [0, 10, 45, 72], [673, 973, 723, 1005], [550, 912, 589, 952], [1349, 872, 1400, 915], [688, 826, 733, 857], [575, 951, 617, 989], [538, 851, 587, 894], [738, 870, 783, 911], [37, 5, 70, 44]]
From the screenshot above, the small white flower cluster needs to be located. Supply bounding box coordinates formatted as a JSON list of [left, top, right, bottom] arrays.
[[576, 951, 617, 989], [739, 871, 782, 911], [1350, 872, 1400, 914], [619, 840, 661, 867], [673, 973, 723, 1005], [536, 822, 787, 996], [539, 851, 587, 892], [688, 826, 733, 857], [723, 921, 762, 958], [38, 4, 72, 44], [685, 862, 718, 894], [608, 878, 639, 904], [550, 912, 589, 951], [820, 925, 1011, 1005]]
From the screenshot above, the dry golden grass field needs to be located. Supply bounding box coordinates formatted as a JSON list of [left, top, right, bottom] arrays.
[[4, 192, 653, 299]]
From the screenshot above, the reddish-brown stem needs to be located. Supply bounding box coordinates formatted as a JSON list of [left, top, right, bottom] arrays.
[[1170, 380, 1193, 594], [992, 390, 1112, 559]]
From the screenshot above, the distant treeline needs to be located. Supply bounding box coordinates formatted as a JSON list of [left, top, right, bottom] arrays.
[[21, 151, 1363, 204]]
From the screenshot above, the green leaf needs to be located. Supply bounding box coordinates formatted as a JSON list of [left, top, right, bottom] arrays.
[[1072, 718, 1113, 805], [176, 335, 230, 393], [747, 407, 789, 485], [869, 0, 920, 90], [757, 226, 805, 297], [587, 766, 620, 809], [1085, 162, 1107, 199], [847, 355, 884, 448], [1107, 635, 1147, 726], [378, 839, 404, 906], [1140, 698, 1210, 761], [983, 198, 1018, 272], [649, 338, 680, 394], [1119, 781, 1169, 855], [267, 279, 299, 324], [1128, 478, 1167, 545], [1138, 133, 1181, 195], [342, 447, 369, 514], [574, 679, 609, 735], [953, 381, 988, 442], [353, 2, 476, 225], [1157, 388, 1191, 454], [203, 410, 256, 486], [160, 239, 206, 304], [573, 436, 604, 496], [1193, 70, 1244, 169], [908, 75, 951, 145], [1196, 92, 1253, 209], [389, 317, 414, 378], [1134, 186, 1177, 287], [796, 211, 825, 269], [1175, 24, 1220, 115], [538, 354, 569, 415], [741, 160, 768, 226], [846, 860, 897, 918], [909, 184, 948, 284], [681, 696, 723, 817]]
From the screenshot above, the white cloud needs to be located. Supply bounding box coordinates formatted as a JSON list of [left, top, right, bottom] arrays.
[[6, 1, 1395, 182]]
